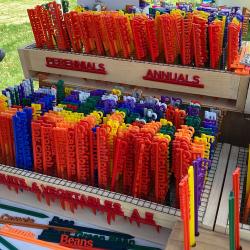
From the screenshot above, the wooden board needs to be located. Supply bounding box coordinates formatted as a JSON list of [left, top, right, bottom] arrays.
[[215, 146, 240, 233], [202, 143, 231, 230], [0, 188, 171, 247], [18, 44, 250, 112], [215, 146, 250, 242], [244, 82, 250, 114], [0, 143, 226, 237], [165, 221, 250, 250]]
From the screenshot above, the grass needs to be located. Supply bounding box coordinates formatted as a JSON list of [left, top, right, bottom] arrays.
[[0, 0, 77, 90]]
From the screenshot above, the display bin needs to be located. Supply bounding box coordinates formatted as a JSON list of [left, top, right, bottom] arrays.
[[0, 143, 230, 247], [11, 43, 250, 247], [18, 44, 250, 112]]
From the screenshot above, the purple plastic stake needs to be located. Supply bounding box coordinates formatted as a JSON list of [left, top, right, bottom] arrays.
[[161, 96, 171, 104], [187, 106, 200, 116], [193, 158, 211, 236], [194, 158, 201, 236], [171, 97, 182, 107]]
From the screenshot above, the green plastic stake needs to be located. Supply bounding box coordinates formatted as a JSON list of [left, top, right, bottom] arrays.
[[0, 236, 19, 250], [229, 191, 235, 250], [0, 204, 49, 219]]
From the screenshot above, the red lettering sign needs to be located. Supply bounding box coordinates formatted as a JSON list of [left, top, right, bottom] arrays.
[[0, 173, 160, 231], [60, 234, 93, 249], [143, 69, 204, 88], [46, 57, 107, 75]]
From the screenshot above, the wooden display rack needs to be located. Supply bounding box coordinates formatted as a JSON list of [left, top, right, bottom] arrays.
[[14, 43, 250, 247], [18, 44, 250, 112], [0, 143, 230, 247], [215, 146, 250, 241]]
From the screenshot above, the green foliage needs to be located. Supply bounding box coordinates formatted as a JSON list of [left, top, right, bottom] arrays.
[[0, 0, 77, 90]]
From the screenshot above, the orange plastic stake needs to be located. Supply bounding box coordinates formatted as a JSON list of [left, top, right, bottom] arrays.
[[75, 123, 91, 185], [208, 22, 223, 69], [111, 137, 128, 192], [145, 19, 159, 62], [31, 121, 43, 174], [160, 14, 177, 64], [0, 225, 72, 250], [79, 13, 94, 53], [179, 176, 190, 250], [96, 126, 110, 189], [181, 14, 193, 66], [64, 12, 83, 53], [101, 14, 119, 57], [131, 16, 148, 60], [227, 23, 240, 70], [115, 15, 132, 58], [232, 167, 240, 250], [53, 127, 68, 179], [90, 14, 105, 56], [66, 127, 77, 182], [41, 123, 57, 177], [152, 137, 169, 204]]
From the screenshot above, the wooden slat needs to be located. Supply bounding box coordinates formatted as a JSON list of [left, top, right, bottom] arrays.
[[165, 221, 250, 250], [203, 143, 231, 230], [244, 80, 250, 114], [215, 146, 240, 233]]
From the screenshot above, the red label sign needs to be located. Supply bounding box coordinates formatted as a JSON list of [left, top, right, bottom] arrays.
[[60, 235, 93, 249], [46, 57, 107, 75], [0, 173, 160, 231], [143, 69, 204, 88]]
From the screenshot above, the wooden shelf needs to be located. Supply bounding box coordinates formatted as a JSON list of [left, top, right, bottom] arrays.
[[18, 44, 250, 112]]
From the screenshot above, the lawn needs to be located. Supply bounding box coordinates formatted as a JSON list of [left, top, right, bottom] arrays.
[[0, 0, 77, 90]]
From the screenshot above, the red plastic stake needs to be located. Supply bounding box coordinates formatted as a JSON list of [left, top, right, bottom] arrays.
[[179, 176, 190, 250], [232, 167, 241, 250], [47, 1, 71, 51], [27, 9, 46, 48], [35, 5, 55, 49]]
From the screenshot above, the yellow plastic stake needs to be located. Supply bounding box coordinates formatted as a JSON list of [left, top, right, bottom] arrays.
[[188, 166, 196, 247], [246, 145, 250, 197]]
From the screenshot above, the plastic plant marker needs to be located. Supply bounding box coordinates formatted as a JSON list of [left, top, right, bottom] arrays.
[[0, 204, 49, 218], [0, 236, 19, 250], [0, 225, 72, 250], [229, 191, 235, 250], [232, 167, 240, 250], [188, 166, 196, 247], [179, 176, 190, 250], [0, 219, 77, 233]]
